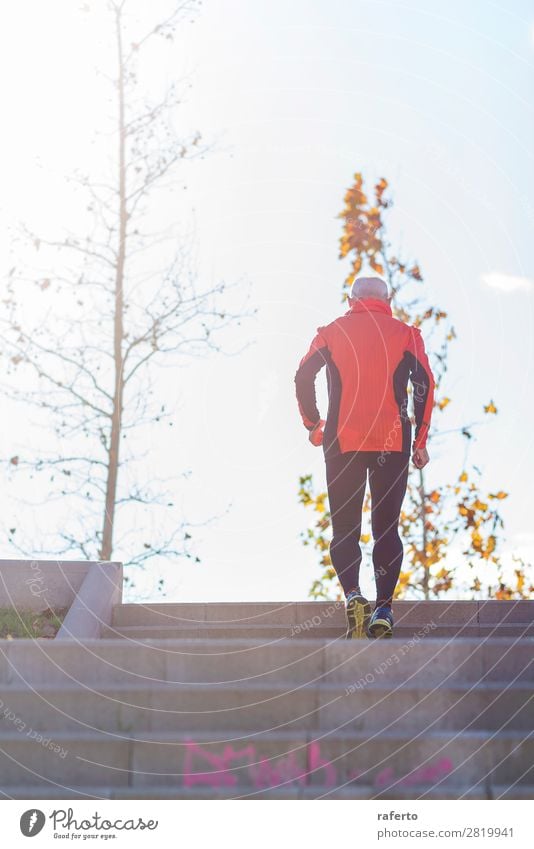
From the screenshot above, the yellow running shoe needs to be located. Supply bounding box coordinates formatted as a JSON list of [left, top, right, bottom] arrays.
[[345, 592, 371, 639]]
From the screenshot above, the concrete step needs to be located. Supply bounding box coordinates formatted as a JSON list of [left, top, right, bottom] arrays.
[[102, 624, 347, 639], [112, 600, 534, 629], [101, 623, 534, 639], [0, 729, 532, 790], [4, 783, 534, 799], [2, 598, 531, 800], [0, 682, 532, 734], [3, 638, 533, 686]]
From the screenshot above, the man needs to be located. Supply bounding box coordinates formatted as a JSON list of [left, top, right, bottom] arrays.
[[294, 276, 435, 639]]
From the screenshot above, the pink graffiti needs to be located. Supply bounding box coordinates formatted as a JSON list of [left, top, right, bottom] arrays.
[[182, 740, 337, 788], [182, 740, 453, 790], [249, 752, 305, 788], [183, 741, 257, 787], [307, 740, 337, 786], [373, 757, 453, 788], [398, 756, 453, 787], [374, 766, 395, 788]]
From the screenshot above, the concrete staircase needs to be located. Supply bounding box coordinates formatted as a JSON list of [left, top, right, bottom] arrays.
[[1, 600, 533, 799]]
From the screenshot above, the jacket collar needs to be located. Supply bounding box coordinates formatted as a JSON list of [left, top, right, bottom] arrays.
[[346, 297, 392, 317]]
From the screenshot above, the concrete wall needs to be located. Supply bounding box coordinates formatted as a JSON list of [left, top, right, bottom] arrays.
[[0, 560, 92, 613], [0, 559, 123, 640], [56, 561, 123, 640]]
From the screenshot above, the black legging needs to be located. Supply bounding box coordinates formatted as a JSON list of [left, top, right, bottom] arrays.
[[325, 450, 410, 607]]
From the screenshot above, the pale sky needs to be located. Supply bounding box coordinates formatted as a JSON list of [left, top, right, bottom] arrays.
[[0, 0, 533, 601]]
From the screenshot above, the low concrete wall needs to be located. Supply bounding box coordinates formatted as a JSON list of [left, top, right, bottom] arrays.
[[56, 561, 123, 640], [0, 559, 91, 613]]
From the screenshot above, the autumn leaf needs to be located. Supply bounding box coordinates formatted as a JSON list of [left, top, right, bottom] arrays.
[[437, 397, 451, 410], [489, 491, 508, 500], [471, 529, 483, 550], [459, 471, 468, 482], [484, 400, 498, 414], [369, 256, 384, 274], [375, 177, 388, 202]]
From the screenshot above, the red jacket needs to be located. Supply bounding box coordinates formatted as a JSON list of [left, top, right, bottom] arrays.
[[294, 298, 435, 457]]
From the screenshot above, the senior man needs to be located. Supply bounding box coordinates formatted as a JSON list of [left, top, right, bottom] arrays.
[[294, 276, 435, 638]]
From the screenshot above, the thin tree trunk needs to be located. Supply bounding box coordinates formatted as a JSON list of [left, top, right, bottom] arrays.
[[101, 6, 127, 560], [418, 467, 429, 599]]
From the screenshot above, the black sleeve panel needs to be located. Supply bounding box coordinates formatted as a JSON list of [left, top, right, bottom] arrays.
[[294, 346, 329, 430], [405, 350, 432, 449]]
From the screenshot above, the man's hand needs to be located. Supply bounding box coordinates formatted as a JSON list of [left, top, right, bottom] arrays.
[[309, 419, 326, 446], [412, 446, 429, 469]]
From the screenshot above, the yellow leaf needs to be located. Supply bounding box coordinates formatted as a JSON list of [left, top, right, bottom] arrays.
[[471, 529, 483, 550], [375, 177, 388, 197], [410, 265, 423, 281], [484, 400, 498, 414], [485, 535, 496, 557], [369, 256, 384, 274]]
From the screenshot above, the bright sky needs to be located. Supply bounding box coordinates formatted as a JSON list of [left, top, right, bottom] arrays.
[[0, 0, 533, 602]]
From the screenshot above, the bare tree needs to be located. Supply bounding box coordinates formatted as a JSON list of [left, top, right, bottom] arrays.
[[1, 0, 252, 578]]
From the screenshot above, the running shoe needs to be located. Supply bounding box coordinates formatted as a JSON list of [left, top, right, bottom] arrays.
[[367, 605, 394, 639], [345, 592, 371, 639]]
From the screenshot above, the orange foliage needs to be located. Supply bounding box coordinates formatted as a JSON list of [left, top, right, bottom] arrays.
[[299, 173, 532, 602]]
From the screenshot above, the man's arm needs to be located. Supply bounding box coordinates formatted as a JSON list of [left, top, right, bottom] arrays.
[[406, 325, 435, 452], [294, 327, 329, 431]]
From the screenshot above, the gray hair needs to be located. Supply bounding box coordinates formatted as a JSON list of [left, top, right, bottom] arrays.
[[349, 276, 389, 301]]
